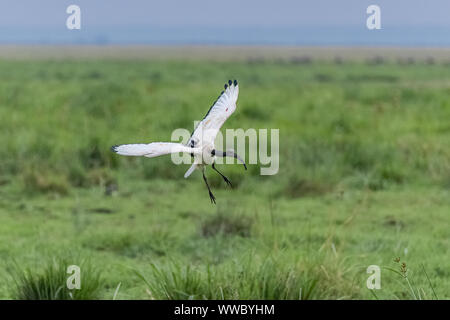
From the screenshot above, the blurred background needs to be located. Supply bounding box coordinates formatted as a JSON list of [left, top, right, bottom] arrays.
[[3, 0, 450, 46], [0, 0, 448, 300]]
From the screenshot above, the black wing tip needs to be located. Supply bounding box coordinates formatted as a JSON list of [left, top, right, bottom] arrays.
[[111, 145, 119, 153], [225, 79, 237, 89]]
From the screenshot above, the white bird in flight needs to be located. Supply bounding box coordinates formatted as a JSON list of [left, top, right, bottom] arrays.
[[111, 79, 247, 204]]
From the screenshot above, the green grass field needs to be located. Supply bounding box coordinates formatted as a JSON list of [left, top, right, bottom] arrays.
[[0, 55, 448, 299]]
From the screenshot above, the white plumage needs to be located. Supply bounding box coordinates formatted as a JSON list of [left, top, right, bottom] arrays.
[[112, 142, 201, 158], [189, 80, 239, 148], [112, 80, 246, 204]]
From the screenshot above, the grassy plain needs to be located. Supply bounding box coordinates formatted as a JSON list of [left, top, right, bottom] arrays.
[[0, 48, 449, 299]]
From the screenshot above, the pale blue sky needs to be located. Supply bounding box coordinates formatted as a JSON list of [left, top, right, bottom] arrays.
[[1, 0, 450, 45]]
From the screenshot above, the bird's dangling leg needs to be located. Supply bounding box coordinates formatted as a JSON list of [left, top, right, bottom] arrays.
[[202, 168, 216, 204], [212, 162, 232, 188]]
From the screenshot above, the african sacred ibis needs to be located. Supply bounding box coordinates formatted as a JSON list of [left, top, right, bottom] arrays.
[[111, 79, 247, 204]]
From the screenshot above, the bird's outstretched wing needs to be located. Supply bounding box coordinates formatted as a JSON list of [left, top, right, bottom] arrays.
[[188, 79, 239, 148], [111, 142, 200, 158]]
